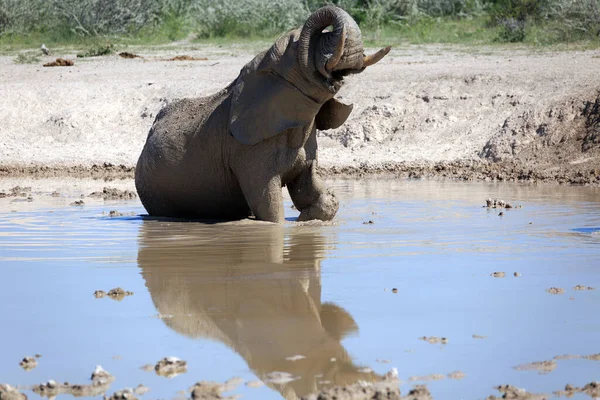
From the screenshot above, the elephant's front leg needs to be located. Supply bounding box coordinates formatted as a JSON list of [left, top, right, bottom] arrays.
[[238, 173, 285, 223], [287, 162, 339, 221]]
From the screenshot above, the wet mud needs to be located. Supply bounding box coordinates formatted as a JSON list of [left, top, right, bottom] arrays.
[[32, 366, 114, 398], [89, 187, 137, 200], [513, 360, 557, 375]]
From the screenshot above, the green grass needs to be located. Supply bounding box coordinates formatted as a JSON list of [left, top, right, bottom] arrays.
[[13, 51, 41, 64], [1, 15, 599, 54]]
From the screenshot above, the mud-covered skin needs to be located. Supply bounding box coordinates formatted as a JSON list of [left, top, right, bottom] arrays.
[[134, 6, 389, 223]]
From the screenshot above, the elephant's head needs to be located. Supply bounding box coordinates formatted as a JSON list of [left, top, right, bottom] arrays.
[[229, 6, 390, 146], [138, 220, 380, 398]]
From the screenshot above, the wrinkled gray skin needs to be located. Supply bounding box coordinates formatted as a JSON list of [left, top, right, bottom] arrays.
[[135, 6, 390, 223]]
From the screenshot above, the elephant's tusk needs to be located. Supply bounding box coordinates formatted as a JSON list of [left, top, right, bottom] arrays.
[[326, 24, 346, 71], [362, 46, 391, 68]]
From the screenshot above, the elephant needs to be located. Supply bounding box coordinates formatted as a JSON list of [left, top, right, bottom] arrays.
[[135, 6, 390, 223], [137, 220, 380, 398]]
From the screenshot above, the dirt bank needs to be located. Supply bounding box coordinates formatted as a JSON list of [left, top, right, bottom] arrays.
[[1, 44, 599, 184]]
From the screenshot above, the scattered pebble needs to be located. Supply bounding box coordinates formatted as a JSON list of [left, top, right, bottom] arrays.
[[419, 336, 448, 344], [573, 285, 595, 291], [94, 290, 106, 298], [154, 357, 187, 378], [546, 287, 565, 295], [109, 210, 123, 217], [51, 191, 61, 197], [70, 200, 85, 206], [485, 198, 516, 209], [89, 187, 137, 200], [19, 356, 37, 371], [392, 288, 398, 293], [363, 220, 374, 224], [491, 272, 506, 278], [498, 211, 504, 216], [513, 272, 521, 277]]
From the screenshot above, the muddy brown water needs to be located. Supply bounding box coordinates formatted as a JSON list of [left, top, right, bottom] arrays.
[[1, 178, 599, 399]]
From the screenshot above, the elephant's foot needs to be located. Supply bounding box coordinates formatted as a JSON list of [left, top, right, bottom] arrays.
[[297, 189, 339, 221]]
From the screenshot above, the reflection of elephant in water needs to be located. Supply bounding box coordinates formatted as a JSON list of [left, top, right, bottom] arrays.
[[135, 6, 390, 223], [137, 221, 378, 399]]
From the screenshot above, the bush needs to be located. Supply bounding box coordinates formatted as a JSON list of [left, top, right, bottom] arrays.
[[190, 0, 309, 38]]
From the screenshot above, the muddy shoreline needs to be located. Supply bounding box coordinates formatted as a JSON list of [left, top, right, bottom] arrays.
[[1, 45, 599, 186], [2, 159, 598, 186]]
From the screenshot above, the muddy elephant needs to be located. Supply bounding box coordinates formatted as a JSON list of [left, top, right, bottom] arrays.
[[137, 220, 379, 398], [135, 6, 390, 223]]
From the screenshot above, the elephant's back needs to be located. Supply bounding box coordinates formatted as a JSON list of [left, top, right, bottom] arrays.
[[135, 94, 249, 219]]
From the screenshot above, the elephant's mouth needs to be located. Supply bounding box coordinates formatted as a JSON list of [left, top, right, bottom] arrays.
[[330, 68, 362, 82]]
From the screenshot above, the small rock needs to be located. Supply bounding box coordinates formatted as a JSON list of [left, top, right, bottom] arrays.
[[513, 272, 521, 277], [573, 285, 595, 291], [546, 287, 565, 295], [419, 336, 447, 344], [107, 287, 134, 301], [108, 210, 123, 217], [392, 288, 398, 293], [70, 200, 85, 206], [19, 356, 37, 370], [363, 220, 374, 224], [106, 389, 137, 400], [92, 365, 114, 382], [491, 272, 506, 278], [94, 290, 106, 298], [155, 357, 187, 378]]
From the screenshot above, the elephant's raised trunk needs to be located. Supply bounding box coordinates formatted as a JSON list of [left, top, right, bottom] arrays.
[[298, 6, 348, 81]]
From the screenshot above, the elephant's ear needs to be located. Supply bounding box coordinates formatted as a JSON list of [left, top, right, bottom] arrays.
[[315, 98, 353, 130], [229, 69, 322, 146]]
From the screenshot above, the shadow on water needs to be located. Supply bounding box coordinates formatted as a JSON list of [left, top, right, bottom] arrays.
[[137, 220, 378, 398]]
